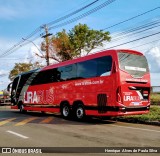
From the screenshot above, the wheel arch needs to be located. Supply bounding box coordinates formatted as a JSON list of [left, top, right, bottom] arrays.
[[72, 100, 84, 109], [60, 100, 70, 109]]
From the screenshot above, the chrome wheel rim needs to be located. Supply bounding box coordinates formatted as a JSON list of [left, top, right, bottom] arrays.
[[76, 107, 84, 119], [63, 106, 69, 117]]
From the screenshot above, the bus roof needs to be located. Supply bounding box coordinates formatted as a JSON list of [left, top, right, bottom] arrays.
[[15, 68, 39, 77], [42, 49, 143, 71]]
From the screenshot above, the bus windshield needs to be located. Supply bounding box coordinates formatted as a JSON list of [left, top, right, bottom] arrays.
[[118, 52, 149, 78]]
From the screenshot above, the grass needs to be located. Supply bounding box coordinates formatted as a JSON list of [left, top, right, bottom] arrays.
[[151, 93, 160, 105]]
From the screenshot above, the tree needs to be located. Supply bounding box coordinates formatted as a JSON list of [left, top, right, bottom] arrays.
[[69, 24, 110, 56], [51, 30, 74, 61], [9, 62, 42, 81], [41, 23, 111, 62]]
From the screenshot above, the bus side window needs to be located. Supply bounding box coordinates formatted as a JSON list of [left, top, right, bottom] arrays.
[[67, 64, 77, 80], [31, 70, 53, 85], [58, 64, 77, 81], [52, 68, 61, 82], [97, 56, 112, 77], [77, 60, 97, 79]]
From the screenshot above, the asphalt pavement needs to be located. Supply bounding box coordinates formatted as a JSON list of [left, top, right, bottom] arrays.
[[0, 106, 159, 156]]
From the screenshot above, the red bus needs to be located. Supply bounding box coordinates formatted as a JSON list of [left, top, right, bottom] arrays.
[[9, 49, 150, 119]]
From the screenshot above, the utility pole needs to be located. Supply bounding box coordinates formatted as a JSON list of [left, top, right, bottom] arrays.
[[42, 25, 52, 66]]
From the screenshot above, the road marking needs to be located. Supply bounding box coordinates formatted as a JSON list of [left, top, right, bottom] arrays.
[[15, 117, 38, 126], [7, 130, 28, 139], [40, 117, 54, 124], [111, 125, 160, 133], [0, 118, 16, 126]]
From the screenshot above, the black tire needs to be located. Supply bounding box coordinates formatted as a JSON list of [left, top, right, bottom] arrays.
[[73, 104, 85, 120], [61, 103, 71, 119]]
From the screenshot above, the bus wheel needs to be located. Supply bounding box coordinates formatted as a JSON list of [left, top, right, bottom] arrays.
[[74, 104, 85, 120], [61, 104, 70, 119]]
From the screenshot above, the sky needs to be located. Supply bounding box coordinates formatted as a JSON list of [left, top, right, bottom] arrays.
[[0, 0, 160, 90]]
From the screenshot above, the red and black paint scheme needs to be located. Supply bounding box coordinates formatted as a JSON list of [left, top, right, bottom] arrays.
[[9, 49, 151, 120]]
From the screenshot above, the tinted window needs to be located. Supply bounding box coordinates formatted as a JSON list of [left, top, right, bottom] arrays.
[[97, 56, 112, 76], [77, 59, 97, 78], [26, 72, 39, 85], [30, 55, 113, 85], [52, 68, 61, 82], [31, 69, 55, 85], [16, 74, 32, 97], [77, 56, 112, 78], [58, 64, 77, 81], [19, 73, 33, 86]]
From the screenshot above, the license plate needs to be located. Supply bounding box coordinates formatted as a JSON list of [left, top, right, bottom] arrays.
[[132, 102, 140, 105]]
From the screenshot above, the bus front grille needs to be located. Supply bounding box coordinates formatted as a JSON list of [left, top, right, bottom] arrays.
[[97, 94, 107, 113]]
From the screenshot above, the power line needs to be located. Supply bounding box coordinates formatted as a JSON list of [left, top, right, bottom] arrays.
[[105, 31, 160, 49], [0, 58, 22, 60], [130, 39, 160, 50], [109, 18, 160, 43], [98, 17, 160, 51], [0, 1, 159, 60], [0, 0, 100, 58], [47, 0, 100, 26], [7, 32, 160, 62], [48, 0, 116, 31], [0, 28, 42, 58], [0, 35, 40, 58], [22, 1, 99, 40], [0, 0, 116, 58], [102, 6, 160, 30], [111, 18, 160, 38]]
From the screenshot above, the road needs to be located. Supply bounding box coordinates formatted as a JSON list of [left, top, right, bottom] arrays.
[[0, 105, 160, 156]]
